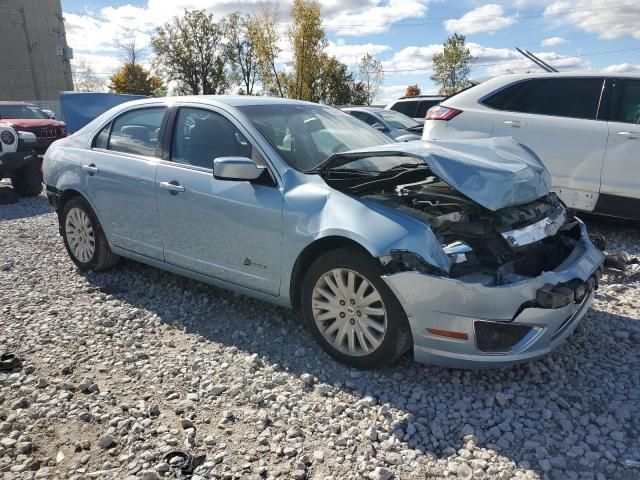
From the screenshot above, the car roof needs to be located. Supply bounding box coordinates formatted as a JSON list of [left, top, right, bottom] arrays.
[[391, 96, 445, 103], [343, 107, 384, 113], [113, 95, 321, 109], [491, 71, 640, 82]]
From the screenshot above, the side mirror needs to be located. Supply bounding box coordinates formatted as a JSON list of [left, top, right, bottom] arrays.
[[372, 122, 388, 132], [213, 157, 266, 181], [18, 131, 37, 145]]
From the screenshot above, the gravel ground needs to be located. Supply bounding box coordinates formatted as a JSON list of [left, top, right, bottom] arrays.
[[0, 192, 639, 480]]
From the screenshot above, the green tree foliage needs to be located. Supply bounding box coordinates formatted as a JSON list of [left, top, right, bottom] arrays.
[[152, 9, 229, 95], [430, 33, 472, 96], [223, 12, 259, 95], [357, 53, 384, 105], [316, 55, 367, 105], [109, 63, 164, 96], [286, 0, 327, 101], [249, 1, 284, 97]]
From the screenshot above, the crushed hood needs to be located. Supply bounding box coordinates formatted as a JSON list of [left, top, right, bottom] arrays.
[[316, 137, 551, 211]]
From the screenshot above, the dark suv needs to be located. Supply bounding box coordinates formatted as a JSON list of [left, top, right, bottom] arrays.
[[385, 95, 445, 122], [0, 102, 67, 154]]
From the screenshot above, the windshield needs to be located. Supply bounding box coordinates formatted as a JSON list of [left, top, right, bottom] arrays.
[[0, 104, 48, 120], [377, 110, 420, 129], [236, 104, 390, 171]]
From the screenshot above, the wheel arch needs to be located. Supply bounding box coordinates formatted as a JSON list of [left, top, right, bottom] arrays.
[[289, 235, 374, 310]]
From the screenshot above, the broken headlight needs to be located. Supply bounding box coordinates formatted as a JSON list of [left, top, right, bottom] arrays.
[[442, 240, 472, 264]]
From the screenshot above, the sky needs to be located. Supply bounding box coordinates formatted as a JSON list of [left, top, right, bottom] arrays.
[[61, 0, 640, 102]]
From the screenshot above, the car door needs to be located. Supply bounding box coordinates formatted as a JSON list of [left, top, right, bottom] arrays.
[[598, 78, 640, 217], [84, 105, 166, 260], [490, 77, 608, 211], [155, 105, 284, 295]]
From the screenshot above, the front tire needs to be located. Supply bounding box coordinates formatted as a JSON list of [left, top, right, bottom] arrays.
[[11, 157, 42, 197], [61, 197, 119, 271], [300, 247, 412, 369]]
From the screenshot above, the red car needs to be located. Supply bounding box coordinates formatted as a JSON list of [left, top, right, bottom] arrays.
[[0, 102, 67, 154]]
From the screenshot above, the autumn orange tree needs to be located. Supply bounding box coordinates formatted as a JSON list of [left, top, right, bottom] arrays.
[[405, 84, 421, 97], [109, 63, 164, 96]]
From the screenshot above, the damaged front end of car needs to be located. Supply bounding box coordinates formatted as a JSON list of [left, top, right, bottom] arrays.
[[314, 137, 605, 368]]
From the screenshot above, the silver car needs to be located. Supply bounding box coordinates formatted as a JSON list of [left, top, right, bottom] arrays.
[[342, 107, 422, 142], [43, 96, 604, 369]]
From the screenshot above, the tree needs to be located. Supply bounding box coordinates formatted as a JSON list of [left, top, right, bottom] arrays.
[[430, 33, 472, 96], [316, 55, 367, 105], [249, 2, 284, 97], [405, 84, 421, 97], [286, 0, 327, 101], [152, 9, 229, 95], [109, 63, 164, 96], [72, 58, 106, 92], [357, 53, 384, 105], [223, 12, 259, 95], [117, 32, 142, 67]]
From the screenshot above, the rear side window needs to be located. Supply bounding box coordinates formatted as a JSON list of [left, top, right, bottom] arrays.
[[611, 79, 640, 124], [484, 78, 603, 120], [390, 101, 417, 117], [351, 111, 378, 126], [108, 107, 166, 157], [415, 100, 440, 118]]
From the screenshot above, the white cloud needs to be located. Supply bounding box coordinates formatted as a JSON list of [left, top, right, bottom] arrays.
[[544, 1, 640, 40], [378, 84, 409, 103], [327, 0, 430, 36], [326, 40, 391, 66], [601, 63, 640, 74], [443, 4, 516, 35], [541, 36, 566, 47]]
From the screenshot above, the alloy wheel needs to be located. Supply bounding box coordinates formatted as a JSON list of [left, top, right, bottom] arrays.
[[65, 207, 96, 263], [311, 268, 387, 356]]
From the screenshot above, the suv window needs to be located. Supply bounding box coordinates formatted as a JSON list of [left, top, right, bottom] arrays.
[[484, 78, 603, 120], [108, 107, 166, 157], [389, 101, 416, 117], [415, 100, 440, 118], [611, 79, 640, 124], [172, 107, 265, 169]]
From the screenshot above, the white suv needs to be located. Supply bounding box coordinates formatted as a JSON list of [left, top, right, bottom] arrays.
[[423, 73, 640, 220]]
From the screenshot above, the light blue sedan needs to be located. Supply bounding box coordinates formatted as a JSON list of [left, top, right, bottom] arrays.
[[43, 97, 604, 369]]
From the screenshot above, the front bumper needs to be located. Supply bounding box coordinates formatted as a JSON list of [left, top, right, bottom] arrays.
[[382, 220, 605, 369], [0, 150, 39, 174]]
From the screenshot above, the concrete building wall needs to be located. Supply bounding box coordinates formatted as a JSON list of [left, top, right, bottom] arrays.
[[0, 0, 73, 101]]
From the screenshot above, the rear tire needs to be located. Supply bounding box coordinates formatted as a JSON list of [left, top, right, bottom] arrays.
[[300, 247, 412, 369], [61, 196, 119, 271], [11, 157, 42, 197]]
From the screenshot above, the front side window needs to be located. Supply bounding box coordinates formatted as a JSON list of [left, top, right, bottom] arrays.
[[486, 78, 603, 120], [611, 79, 640, 124], [108, 107, 166, 157], [172, 107, 264, 169], [236, 104, 390, 171]]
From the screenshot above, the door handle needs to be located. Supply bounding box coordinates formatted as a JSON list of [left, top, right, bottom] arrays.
[[159, 181, 185, 193], [81, 164, 99, 175], [617, 131, 640, 139], [503, 120, 526, 128]]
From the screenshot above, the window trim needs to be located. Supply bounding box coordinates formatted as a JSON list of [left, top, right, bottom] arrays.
[[90, 104, 169, 160], [608, 78, 640, 125], [480, 77, 608, 122], [164, 104, 279, 187]]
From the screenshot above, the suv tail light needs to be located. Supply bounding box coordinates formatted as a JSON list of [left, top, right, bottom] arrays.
[[426, 105, 462, 121]]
